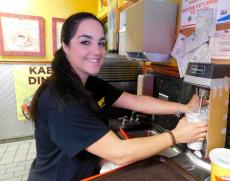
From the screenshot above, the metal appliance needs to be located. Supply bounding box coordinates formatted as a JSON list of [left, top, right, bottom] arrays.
[[98, 54, 142, 119], [184, 62, 230, 89], [183, 62, 230, 178], [125, 0, 178, 62], [98, 54, 142, 93]]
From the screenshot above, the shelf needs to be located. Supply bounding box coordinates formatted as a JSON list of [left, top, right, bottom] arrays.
[[143, 63, 180, 77]]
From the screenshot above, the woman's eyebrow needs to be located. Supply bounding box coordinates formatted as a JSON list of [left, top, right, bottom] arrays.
[[78, 35, 106, 41], [100, 37, 106, 41], [78, 35, 92, 39]]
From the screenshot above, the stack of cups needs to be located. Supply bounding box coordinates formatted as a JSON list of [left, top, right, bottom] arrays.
[[185, 106, 208, 151]]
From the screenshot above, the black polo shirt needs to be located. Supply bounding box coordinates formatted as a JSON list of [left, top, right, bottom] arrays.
[[28, 76, 123, 181]]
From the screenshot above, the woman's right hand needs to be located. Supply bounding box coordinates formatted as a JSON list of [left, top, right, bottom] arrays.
[[172, 117, 208, 144]]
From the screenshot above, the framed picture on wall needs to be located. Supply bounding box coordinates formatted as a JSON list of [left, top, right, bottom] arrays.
[[52, 17, 65, 54], [0, 12, 45, 56]]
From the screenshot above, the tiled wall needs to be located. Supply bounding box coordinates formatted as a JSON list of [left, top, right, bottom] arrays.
[[151, 72, 230, 149]]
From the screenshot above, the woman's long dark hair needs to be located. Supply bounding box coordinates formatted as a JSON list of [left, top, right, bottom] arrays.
[[29, 12, 104, 121]]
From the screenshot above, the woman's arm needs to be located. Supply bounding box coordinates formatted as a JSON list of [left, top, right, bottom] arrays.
[[86, 117, 207, 165], [86, 130, 172, 165], [112, 92, 200, 115]]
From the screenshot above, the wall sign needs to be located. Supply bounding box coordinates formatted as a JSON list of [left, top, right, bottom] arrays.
[[0, 12, 45, 56], [13, 64, 52, 120], [180, 0, 218, 29], [52, 17, 65, 55]]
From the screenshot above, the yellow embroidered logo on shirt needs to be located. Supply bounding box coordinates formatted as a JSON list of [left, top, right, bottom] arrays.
[[98, 97, 105, 108]]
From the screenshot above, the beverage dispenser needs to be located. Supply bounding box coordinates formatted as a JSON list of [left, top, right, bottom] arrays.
[[184, 62, 230, 157]]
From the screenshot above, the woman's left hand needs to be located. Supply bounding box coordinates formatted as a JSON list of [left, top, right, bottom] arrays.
[[185, 94, 209, 113]]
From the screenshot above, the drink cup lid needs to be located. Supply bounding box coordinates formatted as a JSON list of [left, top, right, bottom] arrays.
[[209, 148, 230, 169]]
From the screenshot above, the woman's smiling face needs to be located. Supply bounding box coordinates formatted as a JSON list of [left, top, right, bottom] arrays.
[[63, 18, 106, 83]]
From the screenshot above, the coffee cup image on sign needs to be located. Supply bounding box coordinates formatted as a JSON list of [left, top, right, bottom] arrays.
[[12, 30, 33, 47]]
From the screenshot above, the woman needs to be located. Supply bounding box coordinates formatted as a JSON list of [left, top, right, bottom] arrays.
[[28, 12, 207, 181]]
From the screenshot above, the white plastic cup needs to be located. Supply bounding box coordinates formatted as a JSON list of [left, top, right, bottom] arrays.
[[185, 107, 208, 151]]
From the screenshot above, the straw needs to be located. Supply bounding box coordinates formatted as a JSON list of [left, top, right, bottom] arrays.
[[198, 97, 202, 114]]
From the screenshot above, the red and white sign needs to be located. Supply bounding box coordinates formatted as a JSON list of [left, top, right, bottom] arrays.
[[180, 0, 218, 29]]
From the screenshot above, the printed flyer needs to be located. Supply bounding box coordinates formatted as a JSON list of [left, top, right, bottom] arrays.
[[180, 0, 218, 29]]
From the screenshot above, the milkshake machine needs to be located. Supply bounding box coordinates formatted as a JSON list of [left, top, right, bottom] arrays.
[[184, 62, 230, 157]]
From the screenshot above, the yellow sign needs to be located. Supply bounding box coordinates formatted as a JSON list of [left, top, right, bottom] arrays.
[[98, 0, 108, 18], [118, 0, 128, 8], [13, 65, 52, 121]]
